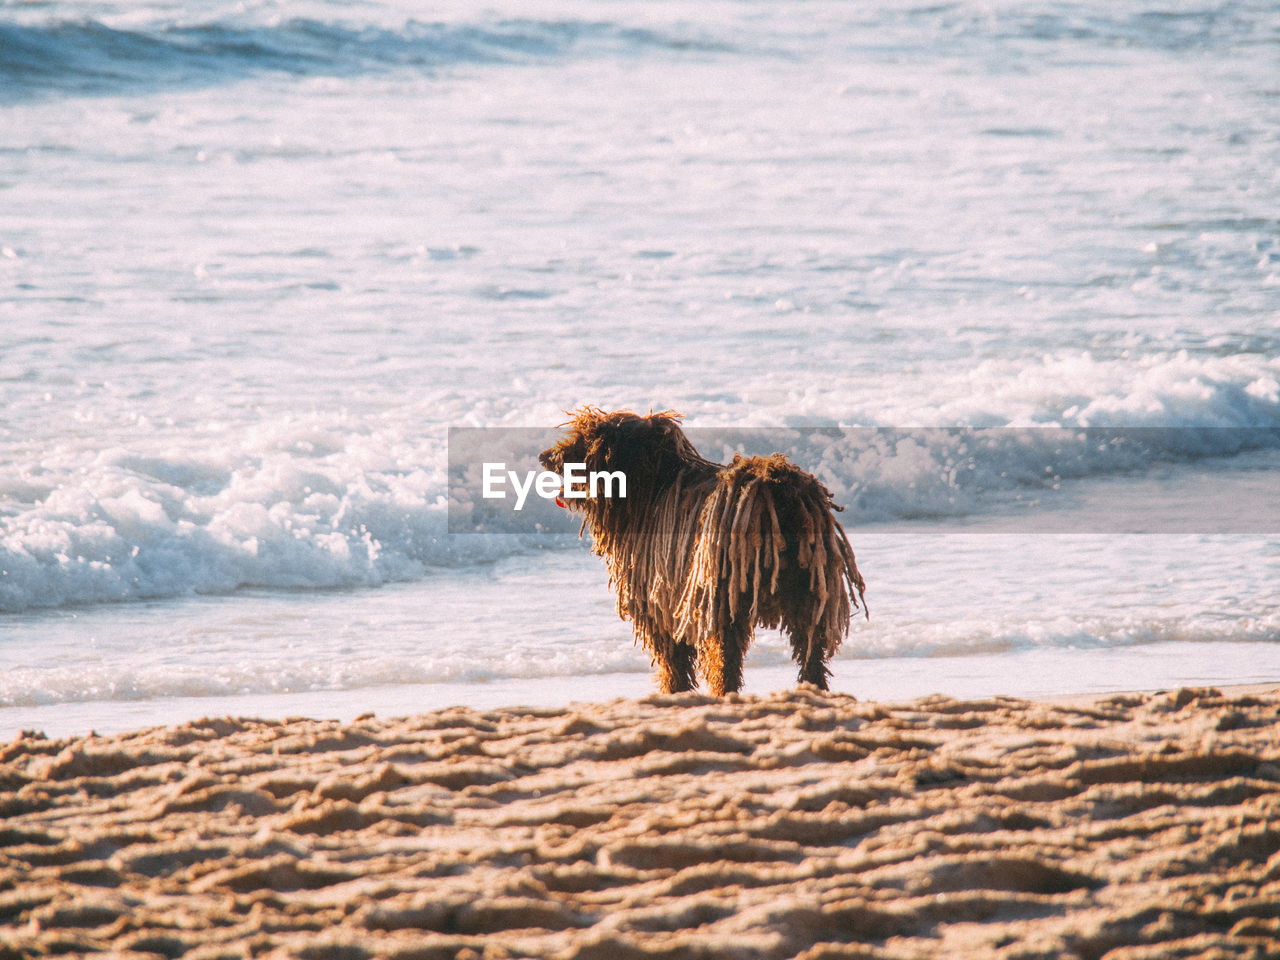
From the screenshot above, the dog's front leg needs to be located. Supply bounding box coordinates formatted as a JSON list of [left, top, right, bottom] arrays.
[[700, 617, 750, 696], [655, 638, 698, 694], [795, 645, 833, 690], [641, 621, 698, 693]]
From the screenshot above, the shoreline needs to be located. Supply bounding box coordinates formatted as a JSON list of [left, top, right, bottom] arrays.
[[7, 637, 1279, 742], [3, 684, 1278, 958]]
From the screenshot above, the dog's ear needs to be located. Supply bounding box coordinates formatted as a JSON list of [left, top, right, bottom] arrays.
[[578, 414, 633, 475], [645, 412, 685, 450], [593, 413, 684, 484]]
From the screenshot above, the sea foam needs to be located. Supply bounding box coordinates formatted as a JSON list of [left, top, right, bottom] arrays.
[[4, 350, 1278, 614]]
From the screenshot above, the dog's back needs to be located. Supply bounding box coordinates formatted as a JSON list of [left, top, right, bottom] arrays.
[[674, 453, 867, 692]]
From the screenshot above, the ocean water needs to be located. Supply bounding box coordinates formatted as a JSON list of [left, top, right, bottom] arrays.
[[2, 0, 1278, 738]]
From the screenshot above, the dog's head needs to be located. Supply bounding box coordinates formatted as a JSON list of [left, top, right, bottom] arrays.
[[539, 407, 703, 513]]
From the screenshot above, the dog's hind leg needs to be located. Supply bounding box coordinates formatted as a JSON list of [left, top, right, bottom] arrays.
[[779, 577, 834, 691], [792, 636, 833, 690]]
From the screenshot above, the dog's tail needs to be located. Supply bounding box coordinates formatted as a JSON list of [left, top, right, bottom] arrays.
[[675, 454, 867, 662]]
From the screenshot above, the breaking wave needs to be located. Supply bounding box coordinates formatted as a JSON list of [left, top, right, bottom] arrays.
[[3, 349, 1279, 614], [0, 17, 731, 99]]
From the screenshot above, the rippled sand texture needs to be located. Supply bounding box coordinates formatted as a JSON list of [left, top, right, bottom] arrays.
[[3, 687, 1279, 959]]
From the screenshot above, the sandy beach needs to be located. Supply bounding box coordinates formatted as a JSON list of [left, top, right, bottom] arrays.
[[2, 685, 1278, 960]]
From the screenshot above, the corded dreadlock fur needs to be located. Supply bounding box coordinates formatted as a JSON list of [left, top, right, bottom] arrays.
[[539, 407, 868, 695]]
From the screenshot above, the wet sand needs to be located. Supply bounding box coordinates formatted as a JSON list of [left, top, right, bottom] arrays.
[[2, 685, 1278, 959]]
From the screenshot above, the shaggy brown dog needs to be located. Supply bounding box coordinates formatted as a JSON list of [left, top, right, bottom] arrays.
[[539, 408, 867, 695]]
